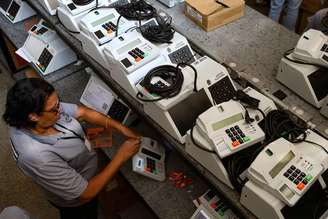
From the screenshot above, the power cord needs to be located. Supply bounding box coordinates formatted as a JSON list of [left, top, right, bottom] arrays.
[[190, 125, 216, 154], [136, 63, 198, 102], [250, 109, 307, 161], [233, 89, 266, 125], [73, 0, 94, 6], [115, 0, 156, 21], [136, 65, 184, 102], [139, 15, 175, 44], [302, 140, 328, 154]]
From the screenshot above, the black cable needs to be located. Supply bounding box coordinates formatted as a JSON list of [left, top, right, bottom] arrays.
[[139, 15, 175, 44], [115, 0, 156, 21], [177, 62, 198, 92], [136, 62, 198, 102], [250, 110, 308, 161], [190, 125, 216, 154], [136, 65, 184, 102], [115, 15, 123, 37], [73, 0, 94, 6], [302, 140, 328, 154]]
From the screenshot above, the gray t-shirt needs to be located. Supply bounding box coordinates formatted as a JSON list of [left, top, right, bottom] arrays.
[[10, 103, 98, 207]]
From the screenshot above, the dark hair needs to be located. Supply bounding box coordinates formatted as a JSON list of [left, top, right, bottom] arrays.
[[3, 78, 55, 128]]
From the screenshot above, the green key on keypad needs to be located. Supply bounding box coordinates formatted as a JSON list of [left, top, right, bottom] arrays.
[[305, 175, 312, 181], [243, 136, 251, 142]]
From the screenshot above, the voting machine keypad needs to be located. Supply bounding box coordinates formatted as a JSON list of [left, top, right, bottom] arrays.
[[321, 44, 328, 52], [202, 189, 236, 218], [101, 22, 117, 33], [168, 45, 195, 64], [128, 47, 146, 62], [38, 48, 53, 71], [67, 3, 76, 11], [225, 125, 251, 148], [107, 99, 129, 123], [144, 157, 164, 176], [7, 1, 20, 19], [209, 76, 236, 105], [283, 165, 313, 191]]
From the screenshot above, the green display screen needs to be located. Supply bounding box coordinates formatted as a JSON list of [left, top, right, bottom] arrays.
[[211, 113, 243, 131], [269, 151, 295, 178], [91, 13, 115, 27]]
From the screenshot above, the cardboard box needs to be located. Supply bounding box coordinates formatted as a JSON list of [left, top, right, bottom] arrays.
[[185, 0, 245, 32]]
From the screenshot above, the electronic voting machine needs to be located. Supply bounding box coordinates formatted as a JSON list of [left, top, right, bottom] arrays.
[[292, 29, 328, 68], [132, 137, 166, 181], [57, 0, 107, 33], [79, 7, 136, 65], [79, 8, 135, 46], [185, 87, 274, 188], [247, 137, 325, 206], [17, 20, 77, 75], [195, 100, 265, 158], [137, 56, 237, 143], [0, 0, 35, 23], [103, 30, 163, 96]]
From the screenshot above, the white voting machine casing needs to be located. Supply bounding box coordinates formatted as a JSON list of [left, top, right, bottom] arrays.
[[79, 8, 136, 46], [0, 0, 36, 23], [277, 54, 328, 108], [57, 0, 108, 34], [195, 100, 265, 158], [185, 88, 274, 188], [132, 137, 166, 181], [79, 7, 136, 66], [293, 29, 328, 68], [241, 129, 328, 219], [103, 30, 164, 96], [80, 74, 132, 124], [16, 19, 77, 75], [137, 56, 237, 143], [247, 137, 325, 207], [191, 189, 238, 219]]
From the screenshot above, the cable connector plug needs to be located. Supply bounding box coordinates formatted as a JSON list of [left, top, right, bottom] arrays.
[[235, 89, 260, 108]]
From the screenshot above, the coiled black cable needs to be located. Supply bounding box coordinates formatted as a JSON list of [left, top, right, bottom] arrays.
[[73, 0, 94, 6], [139, 16, 175, 44], [115, 0, 156, 21], [136, 63, 198, 102], [136, 65, 184, 102]]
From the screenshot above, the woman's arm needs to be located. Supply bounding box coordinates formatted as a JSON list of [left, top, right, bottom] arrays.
[[75, 105, 141, 203], [79, 138, 140, 204], [75, 105, 140, 139]]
